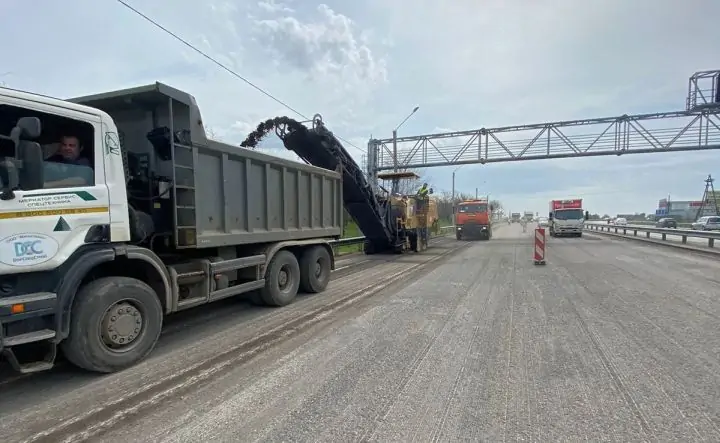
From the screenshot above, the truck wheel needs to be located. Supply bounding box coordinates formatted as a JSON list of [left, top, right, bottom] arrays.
[[299, 246, 331, 294], [261, 250, 300, 306], [61, 276, 163, 373], [456, 232, 461, 240]]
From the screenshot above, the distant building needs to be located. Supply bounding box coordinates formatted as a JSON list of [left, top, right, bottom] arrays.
[[654, 199, 704, 221]]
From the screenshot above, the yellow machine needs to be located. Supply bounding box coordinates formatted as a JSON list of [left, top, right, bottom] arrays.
[[378, 172, 438, 252]]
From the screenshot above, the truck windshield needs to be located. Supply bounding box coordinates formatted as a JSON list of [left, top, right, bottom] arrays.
[[458, 203, 487, 213], [554, 209, 584, 220]]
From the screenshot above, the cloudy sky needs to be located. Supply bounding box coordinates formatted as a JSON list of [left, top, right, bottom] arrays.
[[2, 0, 720, 216]]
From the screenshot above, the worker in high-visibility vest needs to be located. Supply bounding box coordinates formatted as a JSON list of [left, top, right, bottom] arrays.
[[417, 183, 429, 199]]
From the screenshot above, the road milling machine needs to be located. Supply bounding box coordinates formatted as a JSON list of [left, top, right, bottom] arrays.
[[241, 117, 437, 254], [377, 171, 439, 253]]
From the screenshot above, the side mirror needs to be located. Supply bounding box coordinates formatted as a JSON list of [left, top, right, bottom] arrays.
[[17, 117, 42, 138], [18, 140, 44, 190], [10, 117, 42, 146], [1, 117, 43, 199], [489, 204, 495, 211], [0, 159, 19, 200], [428, 188, 434, 194]]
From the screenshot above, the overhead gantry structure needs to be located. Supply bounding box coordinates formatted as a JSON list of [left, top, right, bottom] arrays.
[[366, 69, 720, 188]]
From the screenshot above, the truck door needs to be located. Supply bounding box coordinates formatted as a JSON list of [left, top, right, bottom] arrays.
[[0, 106, 110, 272]]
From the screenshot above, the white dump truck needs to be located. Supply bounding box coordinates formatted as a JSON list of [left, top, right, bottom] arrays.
[[0, 82, 346, 374]]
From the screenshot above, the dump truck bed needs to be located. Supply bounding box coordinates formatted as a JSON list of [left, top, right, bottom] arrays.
[[70, 82, 343, 249], [184, 142, 342, 247]]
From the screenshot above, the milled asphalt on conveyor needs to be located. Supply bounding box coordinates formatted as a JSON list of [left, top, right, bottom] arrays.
[[5, 224, 720, 442]]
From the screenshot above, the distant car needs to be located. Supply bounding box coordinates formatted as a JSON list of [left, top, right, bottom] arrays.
[[655, 217, 677, 228], [614, 217, 628, 226], [691, 216, 720, 230], [537, 217, 549, 227]]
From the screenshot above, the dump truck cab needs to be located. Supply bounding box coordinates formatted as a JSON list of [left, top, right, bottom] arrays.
[[454, 198, 492, 240], [0, 83, 344, 374]]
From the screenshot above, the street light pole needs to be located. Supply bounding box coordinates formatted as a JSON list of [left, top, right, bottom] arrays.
[[392, 106, 420, 194], [392, 129, 398, 173], [452, 171, 455, 203], [451, 165, 462, 204]]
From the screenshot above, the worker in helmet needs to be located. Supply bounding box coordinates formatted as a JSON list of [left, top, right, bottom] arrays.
[[417, 182, 429, 199]]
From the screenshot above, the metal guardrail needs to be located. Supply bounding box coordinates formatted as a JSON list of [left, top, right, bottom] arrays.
[[585, 223, 720, 248], [330, 236, 367, 247], [595, 220, 694, 228]]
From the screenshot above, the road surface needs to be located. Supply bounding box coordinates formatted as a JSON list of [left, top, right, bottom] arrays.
[[2, 224, 720, 442]]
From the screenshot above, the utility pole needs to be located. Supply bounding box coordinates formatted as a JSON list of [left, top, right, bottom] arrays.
[[391, 106, 419, 194]]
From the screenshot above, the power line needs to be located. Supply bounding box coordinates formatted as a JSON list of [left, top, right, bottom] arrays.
[[114, 0, 365, 154]]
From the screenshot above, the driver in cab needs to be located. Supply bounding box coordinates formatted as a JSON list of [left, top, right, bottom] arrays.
[[45, 135, 92, 188]]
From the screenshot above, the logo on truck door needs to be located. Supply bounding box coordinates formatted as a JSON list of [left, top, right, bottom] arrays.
[[0, 233, 59, 267]]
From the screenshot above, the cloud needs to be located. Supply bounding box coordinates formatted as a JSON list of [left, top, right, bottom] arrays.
[[257, 0, 294, 14], [1, 0, 720, 218], [251, 4, 387, 89]]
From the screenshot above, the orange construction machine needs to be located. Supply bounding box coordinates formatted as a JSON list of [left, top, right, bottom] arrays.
[[454, 198, 493, 240]]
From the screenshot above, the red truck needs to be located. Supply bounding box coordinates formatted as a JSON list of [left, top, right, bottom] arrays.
[[454, 198, 492, 240], [548, 199, 585, 237]]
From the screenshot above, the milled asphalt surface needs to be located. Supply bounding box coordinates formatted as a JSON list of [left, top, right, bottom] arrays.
[[3, 223, 720, 442]]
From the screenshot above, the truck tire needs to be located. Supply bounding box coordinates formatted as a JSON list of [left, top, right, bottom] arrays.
[[61, 276, 163, 373], [299, 246, 331, 294], [456, 232, 461, 240], [260, 250, 301, 306]]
